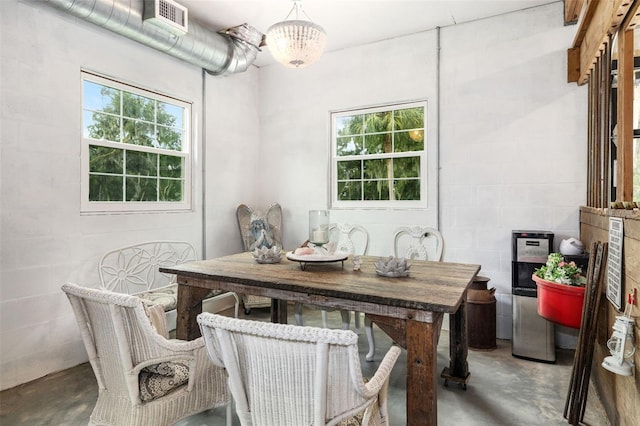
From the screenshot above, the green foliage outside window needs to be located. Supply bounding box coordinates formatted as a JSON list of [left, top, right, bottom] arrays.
[[83, 77, 186, 204], [334, 104, 425, 202]]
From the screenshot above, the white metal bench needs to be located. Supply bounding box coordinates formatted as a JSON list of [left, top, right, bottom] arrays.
[[99, 241, 239, 331]]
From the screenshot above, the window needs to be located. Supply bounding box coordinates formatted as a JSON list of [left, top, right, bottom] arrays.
[[570, 3, 640, 206], [610, 35, 640, 204], [633, 68, 640, 201], [331, 101, 427, 208], [81, 71, 191, 212]]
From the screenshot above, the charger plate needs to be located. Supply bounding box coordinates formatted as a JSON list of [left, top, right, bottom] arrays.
[[286, 251, 349, 270]]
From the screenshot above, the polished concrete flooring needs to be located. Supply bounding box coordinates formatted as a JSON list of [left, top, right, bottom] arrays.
[[1, 305, 609, 425]]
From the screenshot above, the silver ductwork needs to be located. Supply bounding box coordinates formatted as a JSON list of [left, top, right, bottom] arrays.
[[39, 0, 263, 75]]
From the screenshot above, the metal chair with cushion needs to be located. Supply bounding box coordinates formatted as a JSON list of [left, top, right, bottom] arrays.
[[61, 283, 230, 426], [364, 226, 444, 361], [393, 225, 444, 262], [197, 313, 401, 426], [98, 241, 239, 332]]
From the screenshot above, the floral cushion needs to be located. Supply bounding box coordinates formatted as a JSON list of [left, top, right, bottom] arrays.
[[139, 362, 189, 402], [338, 410, 365, 425]]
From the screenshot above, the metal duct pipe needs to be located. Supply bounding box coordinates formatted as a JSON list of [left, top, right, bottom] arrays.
[[40, 0, 262, 75]]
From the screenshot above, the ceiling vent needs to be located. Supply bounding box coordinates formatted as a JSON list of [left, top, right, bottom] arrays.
[[143, 0, 188, 36], [40, 0, 262, 75]]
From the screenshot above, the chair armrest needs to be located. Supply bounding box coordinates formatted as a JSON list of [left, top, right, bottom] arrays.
[[145, 303, 169, 339], [359, 345, 401, 399], [154, 335, 207, 353]]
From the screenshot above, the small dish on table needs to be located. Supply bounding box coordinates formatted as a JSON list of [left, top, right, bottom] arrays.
[[286, 251, 349, 270]]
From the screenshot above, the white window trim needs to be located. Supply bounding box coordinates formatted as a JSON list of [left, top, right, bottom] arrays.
[[330, 100, 430, 210], [80, 71, 192, 213]]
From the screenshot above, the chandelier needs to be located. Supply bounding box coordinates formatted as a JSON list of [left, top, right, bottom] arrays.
[[265, 1, 327, 68]]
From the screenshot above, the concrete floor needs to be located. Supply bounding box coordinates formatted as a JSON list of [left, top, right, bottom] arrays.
[[1, 305, 609, 425]]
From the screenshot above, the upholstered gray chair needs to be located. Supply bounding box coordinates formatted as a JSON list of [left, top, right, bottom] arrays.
[[198, 313, 401, 426], [61, 283, 230, 426]]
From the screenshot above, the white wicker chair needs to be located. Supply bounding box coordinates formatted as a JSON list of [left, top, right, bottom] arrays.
[[365, 226, 444, 361], [61, 283, 230, 426], [98, 241, 240, 331], [294, 223, 369, 331], [197, 313, 401, 426]]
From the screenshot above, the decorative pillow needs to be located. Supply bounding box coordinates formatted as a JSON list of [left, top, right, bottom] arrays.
[[136, 285, 179, 311], [139, 362, 189, 402], [338, 410, 365, 426], [136, 285, 226, 312]]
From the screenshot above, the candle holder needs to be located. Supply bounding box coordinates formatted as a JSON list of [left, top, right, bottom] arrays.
[[309, 210, 330, 245]]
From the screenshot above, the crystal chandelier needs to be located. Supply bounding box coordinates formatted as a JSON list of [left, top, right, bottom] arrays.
[[265, 1, 327, 69]]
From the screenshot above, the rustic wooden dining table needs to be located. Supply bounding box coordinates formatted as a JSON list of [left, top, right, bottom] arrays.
[[161, 252, 480, 426]]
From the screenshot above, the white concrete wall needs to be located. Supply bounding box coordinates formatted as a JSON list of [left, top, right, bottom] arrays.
[[203, 68, 261, 258], [257, 31, 440, 256], [439, 4, 587, 345], [0, 0, 208, 389], [257, 2, 586, 344], [1, 0, 586, 390]]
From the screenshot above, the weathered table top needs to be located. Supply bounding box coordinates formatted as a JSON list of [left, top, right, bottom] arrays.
[[162, 252, 480, 315]]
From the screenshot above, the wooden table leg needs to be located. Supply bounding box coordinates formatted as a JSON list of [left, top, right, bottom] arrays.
[[176, 282, 210, 340], [406, 313, 443, 426], [441, 299, 471, 389], [270, 298, 288, 324]]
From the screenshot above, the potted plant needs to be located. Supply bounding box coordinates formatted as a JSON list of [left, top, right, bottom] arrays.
[[533, 253, 586, 329]]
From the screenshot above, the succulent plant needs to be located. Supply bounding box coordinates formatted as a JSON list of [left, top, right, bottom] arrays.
[[252, 246, 283, 264], [375, 256, 411, 277]]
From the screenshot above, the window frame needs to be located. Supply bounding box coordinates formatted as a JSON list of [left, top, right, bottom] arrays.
[[573, 2, 640, 206], [330, 100, 429, 209], [80, 71, 193, 213]]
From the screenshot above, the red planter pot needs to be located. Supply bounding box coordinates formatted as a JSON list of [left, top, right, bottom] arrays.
[[532, 274, 586, 329]]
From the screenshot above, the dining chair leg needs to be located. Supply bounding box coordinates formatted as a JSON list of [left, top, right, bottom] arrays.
[[321, 310, 329, 328], [226, 401, 232, 426], [232, 293, 240, 319], [365, 316, 375, 361], [294, 303, 304, 326], [339, 310, 351, 330]]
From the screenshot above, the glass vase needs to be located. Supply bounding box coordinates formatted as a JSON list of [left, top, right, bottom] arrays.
[[309, 210, 330, 244]]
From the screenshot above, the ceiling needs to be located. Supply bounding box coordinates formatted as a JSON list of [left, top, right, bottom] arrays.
[[178, 0, 559, 67]]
